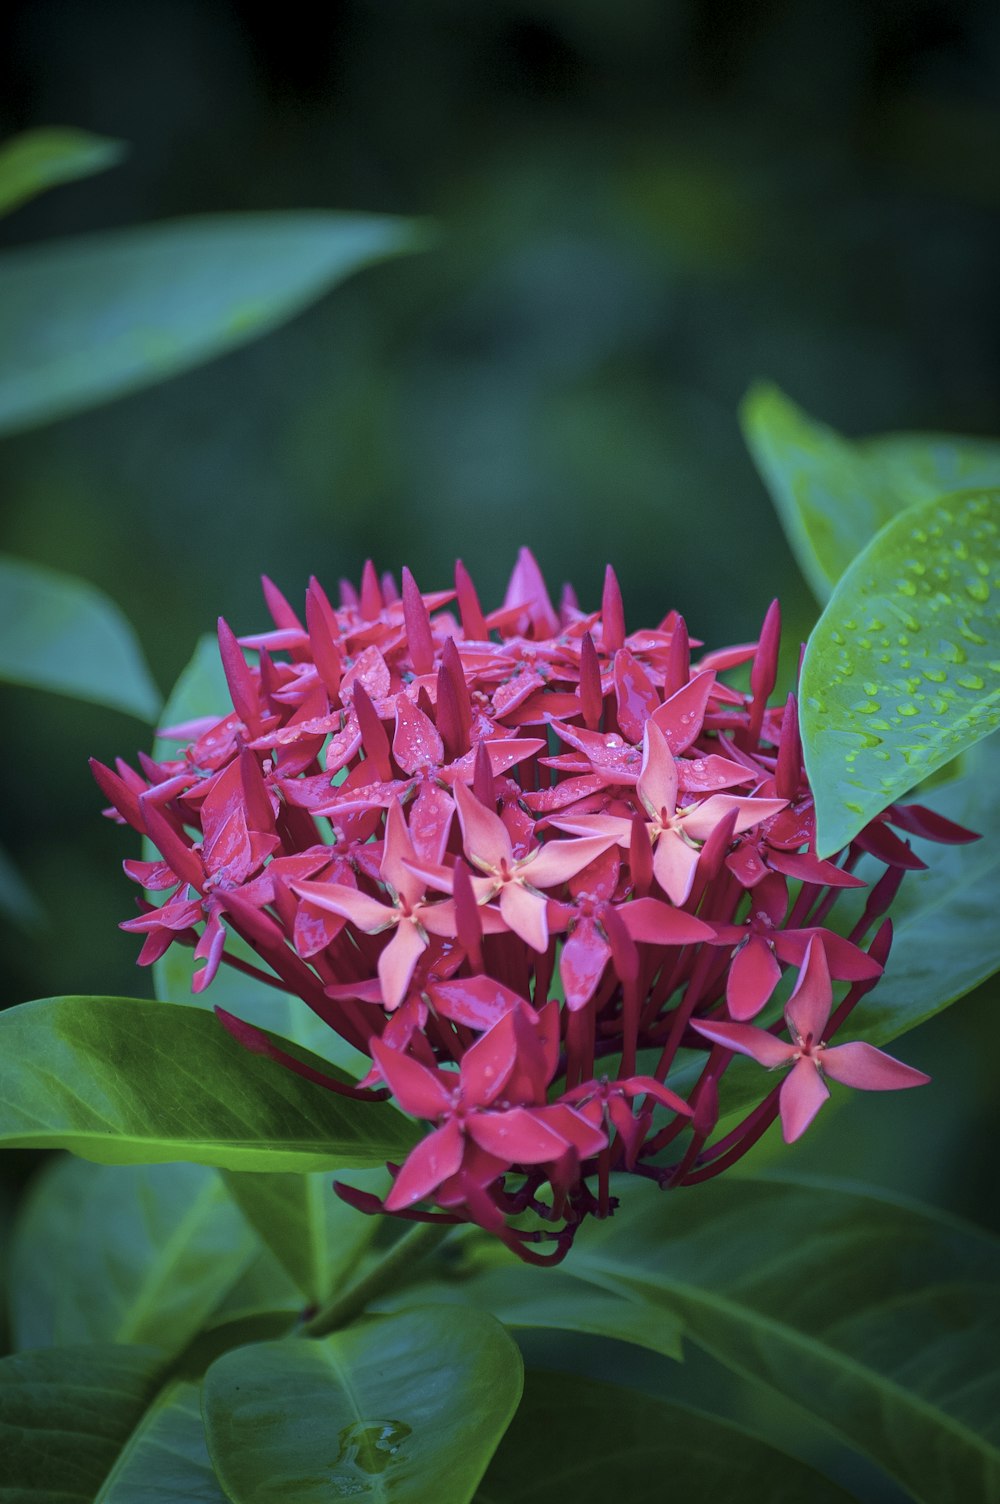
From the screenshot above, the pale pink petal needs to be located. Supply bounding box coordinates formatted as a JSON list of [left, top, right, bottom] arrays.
[[727, 934, 782, 1021], [820, 1041, 931, 1091], [384, 1119, 465, 1210], [618, 896, 713, 945], [377, 919, 428, 1010], [454, 778, 512, 871], [637, 721, 679, 822], [466, 1106, 569, 1164], [650, 670, 715, 754], [784, 935, 833, 1046], [499, 881, 549, 952], [690, 1016, 796, 1068], [369, 1036, 453, 1118], [548, 814, 633, 848], [291, 880, 396, 934], [380, 799, 424, 907], [779, 1056, 829, 1142], [521, 835, 618, 889], [652, 830, 699, 906], [416, 898, 459, 938], [680, 794, 788, 843]]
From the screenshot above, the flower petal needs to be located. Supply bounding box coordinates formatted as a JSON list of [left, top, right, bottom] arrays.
[[652, 829, 699, 906], [291, 880, 396, 935], [784, 935, 833, 1046], [689, 1017, 796, 1069], [637, 721, 678, 821], [618, 896, 713, 945], [384, 1119, 465, 1211], [377, 919, 428, 1010], [650, 669, 715, 754], [454, 778, 512, 871], [779, 1056, 829, 1142], [499, 881, 549, 952], [369, 1036, 453, 1118], [727, 934, 782, 1021], [521, 835, 617, 889], [680, 794, 788, 843], [559, 915, 611, 1011], [820, 1041, 931, 1091], [466, 1106, 569, 1165]]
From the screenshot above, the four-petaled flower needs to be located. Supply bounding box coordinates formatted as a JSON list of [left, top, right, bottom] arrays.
[[691, 936, 930, 1142]]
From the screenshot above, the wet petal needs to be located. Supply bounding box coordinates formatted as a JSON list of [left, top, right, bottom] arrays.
[[384, 1119, 465, 1211]]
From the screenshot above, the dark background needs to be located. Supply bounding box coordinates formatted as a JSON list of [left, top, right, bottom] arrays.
[[1, 0, 998, 1219]]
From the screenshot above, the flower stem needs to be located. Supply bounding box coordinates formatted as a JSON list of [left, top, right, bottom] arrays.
[[301, 1221, 453, 1338]]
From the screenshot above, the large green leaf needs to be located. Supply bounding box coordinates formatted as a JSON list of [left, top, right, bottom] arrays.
[[0, 554, 160, 719], [9, 1158, 257, 1354], [799, 489, 1000, 855], [203, 1305, 523, 1504], [0, 995, 416, 1171], [0, 1344, 163, 1502], [95, 1382, 227, 1504], [741, 383, 1000, 601], [0, 128, 126, 218], [476, 1371, 856, 1503], [221, 1169, 385, 1305], [0, 212, 427, 435], [387, 1264, 683, 1363], [567, 1175, 1000, 1504]]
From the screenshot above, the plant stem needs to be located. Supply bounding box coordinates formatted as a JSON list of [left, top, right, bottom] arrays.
[[302, 1221, 453, 1338]]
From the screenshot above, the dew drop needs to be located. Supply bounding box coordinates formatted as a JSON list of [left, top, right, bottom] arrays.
[[897, 579, 917, 597], [957, 674, 985, 691], [965, 578, 990, 603], [898, 703, 918, 717], [922, 667, 946, 683]]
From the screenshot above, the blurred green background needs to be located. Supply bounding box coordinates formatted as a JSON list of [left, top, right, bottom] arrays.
[[1, 0, 998, 1225]]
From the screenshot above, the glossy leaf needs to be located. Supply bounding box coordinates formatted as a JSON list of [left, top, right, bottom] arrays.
[[476, 1371, 856, 1503], [800, 489, 999, 855], [741, 382, 1000, 601], [9, 1158, 256, 1354], [0, 212, 427, 435], [0, 127, 126, 218], [568, 1175, 1000, 1504], [850, 733, 1000, 1042], [221, 1168, 385, 1305], [95, 1381, 227, 1504], [391, 1264, 683, 1363], [0, 553, 160, 719], [0, 995, 416, 1171], [204, 1306, 523, 1504], [0, 1344, 162, 1502]]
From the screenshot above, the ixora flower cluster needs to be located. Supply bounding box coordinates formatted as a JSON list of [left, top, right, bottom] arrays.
[[94, 551, 974, 1263]]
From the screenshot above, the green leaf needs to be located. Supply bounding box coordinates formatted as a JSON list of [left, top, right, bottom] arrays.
[[0, 212, 428, 436], [221, 1169, 384, 1305], [0, 1343, 163, 1502], [204, 1305, 524, 1504], [476, 1371, 857, 1503], [9, 1158, 257, 1354], [0, 995, 417, 1171], [95, 1381, 228, 1504], [567, 1175, 1000, 1504], [0, 554, 160, 719], [849, 732, 1000, 1042], [393, 1264, 683, 1363], [0, 128, 126, 218], [741, 383, 1000, 601], [799, 489, 1000, 855]]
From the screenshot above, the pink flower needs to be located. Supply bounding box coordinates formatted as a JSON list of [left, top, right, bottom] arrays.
[[97, 548, 967, 1260], [691, 936, 930, 1142]]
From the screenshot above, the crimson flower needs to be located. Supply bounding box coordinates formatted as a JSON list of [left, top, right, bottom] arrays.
[[95, 549, 971, 1264]]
